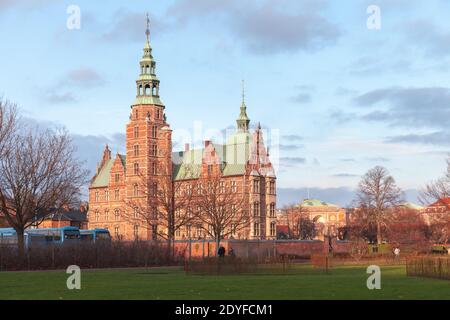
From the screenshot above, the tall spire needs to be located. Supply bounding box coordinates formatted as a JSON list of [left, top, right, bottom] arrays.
[[132, 13, 164, 107], [145, 12, 150, 42], [236, 80, 250, 132]]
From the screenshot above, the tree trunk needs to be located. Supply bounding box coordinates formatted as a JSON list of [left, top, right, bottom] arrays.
[[377, 221, 382, 245], [216, 237, 220, 257], [16, 227, 26, 266]]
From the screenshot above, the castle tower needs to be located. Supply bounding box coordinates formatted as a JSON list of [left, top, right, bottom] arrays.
[[236, 80, 250, 132], [125, 14, 172, 240]]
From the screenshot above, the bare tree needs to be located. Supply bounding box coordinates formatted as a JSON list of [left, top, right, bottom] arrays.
[[0, 126, 88, 256], [0, 99, 19, 157], [124, 167, 197, 244], [420, 156, 450, 204], [282, 204, 315, 239], [355, 166, 403, 245], [194, 174, 249, 253], [385, 207, 430, 252]]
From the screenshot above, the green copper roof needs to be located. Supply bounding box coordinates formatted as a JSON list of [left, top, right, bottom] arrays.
[[137, 74, 159, 81], [133, 96, 164, 106], [172, 149, 203, 180], [118, 154, 126, 167], [400, 202, 424, 210], [91, 159, 114, 188], [300, 199, 339, 207]]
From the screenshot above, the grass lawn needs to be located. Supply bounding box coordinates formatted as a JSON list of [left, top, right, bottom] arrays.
[[0, 265, 448, 300]]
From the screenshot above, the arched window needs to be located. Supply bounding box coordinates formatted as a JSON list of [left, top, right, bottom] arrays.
[[134, 207, 139, 219], [146, 65, 150, 74], [145, 84, 151, 95], [139, 85, 143, 96], [133, 184, 139, 197], [105, 209, 109, 221], [114, 209, 120, 221], [95, 210, 99, 222]]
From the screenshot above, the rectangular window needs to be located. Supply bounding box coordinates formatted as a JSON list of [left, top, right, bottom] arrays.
[[152, 182, 158, 197], [114, 189, 119, 201], [151, 144, 157, 157], [94, 191, 99, 202], [152, 162, 157, 175], [253, 202, 260, 217], [134, 144, 139, 157], [115, 173, 120, 183], [253, 222, 260, 237], [152, 125, 157, 138], [115, 226, 120, 238], [253, 180, 260, 193], [231, 181, 237, 193], [134, 162, 139, 175], [219, 181, 225, 193], [207, 164, 213, 175], [269, 181, 276, 195], [105, 190, 109, 201], [270, 222, 276, 237], [134, 126, 139, 139], [105, 210, 109, 221]]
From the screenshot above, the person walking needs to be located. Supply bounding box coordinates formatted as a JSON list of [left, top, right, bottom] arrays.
[[218, 246, 226, 258]]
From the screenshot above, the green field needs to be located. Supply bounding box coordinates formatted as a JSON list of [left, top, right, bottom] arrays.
[[0, 265, 449, 300]]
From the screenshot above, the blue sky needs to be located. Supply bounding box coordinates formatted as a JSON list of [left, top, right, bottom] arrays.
[[1, 0, 449, 206]]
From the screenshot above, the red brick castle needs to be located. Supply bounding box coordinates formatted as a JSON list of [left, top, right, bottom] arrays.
[[88, 20, 277, 241]]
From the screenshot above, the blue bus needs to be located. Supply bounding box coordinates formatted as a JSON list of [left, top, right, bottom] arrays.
[[0, 228, 28, 246], [25, 226, 80, 245], [80, 228, 111, 243]]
